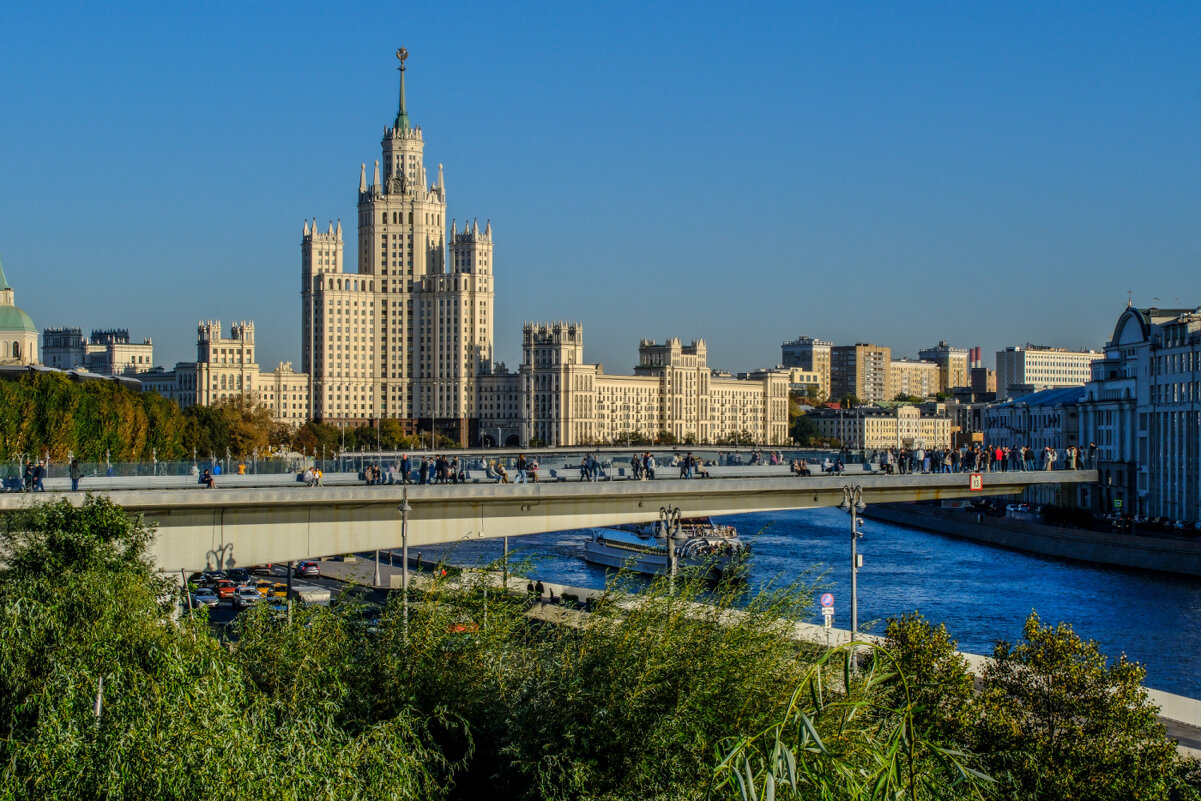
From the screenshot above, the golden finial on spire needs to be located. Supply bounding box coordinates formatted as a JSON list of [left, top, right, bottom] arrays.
[[396, 47, 409, 68]]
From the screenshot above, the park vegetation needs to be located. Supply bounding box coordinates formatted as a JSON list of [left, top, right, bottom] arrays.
[[0, 497, 1197, 800]]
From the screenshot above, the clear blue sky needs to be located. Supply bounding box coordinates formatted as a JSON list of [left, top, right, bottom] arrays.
[[2, 1, 1199, 373]]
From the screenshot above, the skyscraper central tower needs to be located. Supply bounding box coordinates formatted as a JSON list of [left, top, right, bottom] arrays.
[[302, 50, 494, 442]]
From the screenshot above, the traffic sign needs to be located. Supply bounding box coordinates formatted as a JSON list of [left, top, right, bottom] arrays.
[[820, 593, 834, 608], [823, 614, 833, 629], [969, 473, 984, 491], [1113, 498, 1123, 510], [821, 606, 834, 616]]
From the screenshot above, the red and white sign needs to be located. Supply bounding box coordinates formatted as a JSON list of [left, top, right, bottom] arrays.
[[969, 473, 984, 491]]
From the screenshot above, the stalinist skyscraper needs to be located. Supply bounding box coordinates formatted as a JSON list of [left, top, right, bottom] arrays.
[[301, 49, 494, 442]]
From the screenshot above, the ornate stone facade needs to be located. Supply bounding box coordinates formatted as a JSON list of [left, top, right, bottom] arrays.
[[477, 323, 789, 447], [301, 52, 493, 442]]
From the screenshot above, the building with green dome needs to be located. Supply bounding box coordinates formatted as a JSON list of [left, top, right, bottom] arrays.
[[0, 257, 39, 365]]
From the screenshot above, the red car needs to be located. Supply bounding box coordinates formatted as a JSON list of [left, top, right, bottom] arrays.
[[215, 580, 236, 600]]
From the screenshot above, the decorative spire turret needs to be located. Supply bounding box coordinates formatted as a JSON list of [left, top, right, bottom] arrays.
[[395, 47, 411, 131], [373, 160, 380, 187], [359, 163, 367, 193]]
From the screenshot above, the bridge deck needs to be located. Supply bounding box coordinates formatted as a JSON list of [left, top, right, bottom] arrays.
[[0, 470, 1096, 573]]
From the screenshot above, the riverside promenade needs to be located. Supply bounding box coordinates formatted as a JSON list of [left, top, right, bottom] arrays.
[[315, 556, 1201, 757], [863, 503, 1201, 578]]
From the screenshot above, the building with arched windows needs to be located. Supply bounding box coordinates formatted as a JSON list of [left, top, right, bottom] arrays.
[[0, 257, 38, 366]]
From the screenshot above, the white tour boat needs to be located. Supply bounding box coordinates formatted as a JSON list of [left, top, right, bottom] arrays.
[[583, 517, 748, 577]]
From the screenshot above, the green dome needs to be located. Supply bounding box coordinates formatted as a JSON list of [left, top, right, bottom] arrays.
[[0, 305, 36, 333]]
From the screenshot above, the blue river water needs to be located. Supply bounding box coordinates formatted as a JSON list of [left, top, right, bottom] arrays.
[[412, 507, 1201, 696]]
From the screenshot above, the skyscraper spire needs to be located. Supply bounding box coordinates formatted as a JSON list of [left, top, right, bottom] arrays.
[[395, 47, 411, 131]]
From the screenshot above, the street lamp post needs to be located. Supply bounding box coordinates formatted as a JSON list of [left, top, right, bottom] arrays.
[[398, 489, 413, 632], [838, 484, 866, 641]]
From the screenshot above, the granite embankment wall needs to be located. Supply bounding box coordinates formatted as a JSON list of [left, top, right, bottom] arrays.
[[864, 503, 1201, 579]]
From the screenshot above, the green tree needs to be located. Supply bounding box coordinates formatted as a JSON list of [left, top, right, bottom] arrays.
[[0, 496, 449, 800], [975, 613, 1183, 801], [839, 394, 861, 409]]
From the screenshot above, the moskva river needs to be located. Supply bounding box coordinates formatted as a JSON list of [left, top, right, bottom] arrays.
[[413, 507, 1201, 696]]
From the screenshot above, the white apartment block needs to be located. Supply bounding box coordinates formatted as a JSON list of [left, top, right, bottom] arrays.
[[477, 324, 789, 447], [139, 321, 309, 427], [996, 345, 1100, 397], [301, 51, 492, 443]]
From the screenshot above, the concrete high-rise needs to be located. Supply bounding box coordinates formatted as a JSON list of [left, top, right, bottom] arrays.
[[831, 343, 891, 403], [918, 341, 969, 392], [301, 49, 493, 443], [781, 336, 831, 400]]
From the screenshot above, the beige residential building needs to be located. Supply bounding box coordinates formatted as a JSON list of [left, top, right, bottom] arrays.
[[784, 367, 825, 398], [996, 345, 1101, 398], [887, 359, 940, 399], [301, 51, 493, 443], [139, 321, 310, 426], [831, 343, 891, 403], [0, 258, 38, 366], [918, 341, 969, 391], [808, 404, 951, 450], [477, 324, 789, 447], [781, 336, 831, 400]]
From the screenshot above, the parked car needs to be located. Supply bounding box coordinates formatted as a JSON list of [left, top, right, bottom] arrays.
[[215, 580, 237, 600], [191, 587, 220, 607], [234, 587, 261, 609], [294, 561, 320, 578]]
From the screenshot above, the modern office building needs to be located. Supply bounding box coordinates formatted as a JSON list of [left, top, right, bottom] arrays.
[[918, 341, 969, 392], [476, 324, 790, 447], [301, 50, 493, 443], [995, 345, 1100, 398], [781, 336, 831, 400], [830, 343, 891, 403]]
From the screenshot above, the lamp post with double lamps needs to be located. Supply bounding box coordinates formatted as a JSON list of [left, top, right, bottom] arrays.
[[397, 489, 413, 632], [838, 484, 866, 640]]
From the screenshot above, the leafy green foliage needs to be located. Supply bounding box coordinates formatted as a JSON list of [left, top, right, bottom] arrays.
[[0, 373, 296, 461], [1, 497, 1195, 800], [710, 643, 992, 801], [977, 614, 1182, 801], [885, 612, 1199, 801], [0, 497, 449, 800]]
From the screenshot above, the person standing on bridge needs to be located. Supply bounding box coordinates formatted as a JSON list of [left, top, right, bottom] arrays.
[[69, 458, 83, 492]]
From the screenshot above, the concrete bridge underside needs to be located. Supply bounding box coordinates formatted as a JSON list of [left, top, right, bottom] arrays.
[[0, 470, 1094, 573]]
